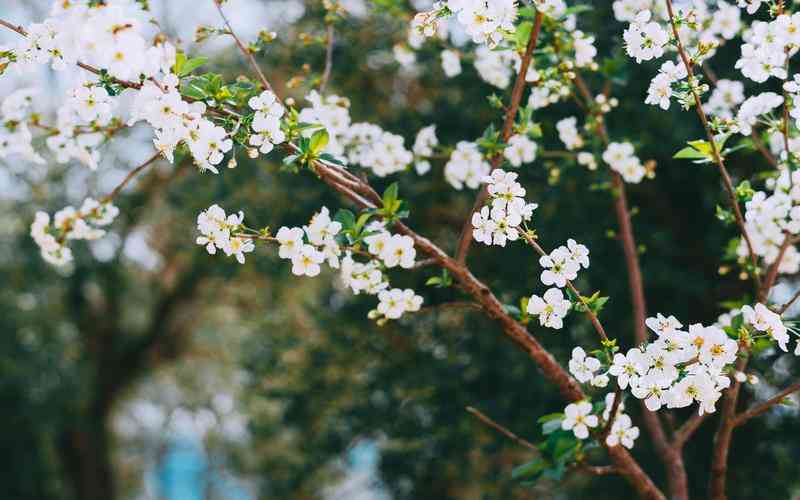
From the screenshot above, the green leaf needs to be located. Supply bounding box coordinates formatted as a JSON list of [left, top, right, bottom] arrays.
[[334, 209, 356, 230], [309, 129, 330, 155], [512, 458, 549, 480], [425, 277, 443, 286], [515, 21, 533, 52], [178, 56, 209, 76], [715, 205, 735, 225], [382, 182, 400, 209], [172, 51, 187, 75], [541, 419, 563, 435], [673, 146, 710, 160]]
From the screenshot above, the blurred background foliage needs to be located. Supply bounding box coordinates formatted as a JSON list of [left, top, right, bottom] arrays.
[[1, 1, 800, 499]]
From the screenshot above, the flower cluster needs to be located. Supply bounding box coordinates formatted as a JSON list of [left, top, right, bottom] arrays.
[[298, 92, 414, 178], [412, 1, 518, 48], [196, 205, 254, 264], [0, 89, 44, 165], [527, 288, 571, 329], [14, 1, 167, 80], [248, 91, 287, 155], [471, 169, 537, 246], [31, 198, 119, 266], [602, 142, 647, 184], [560, 393, 640, 449], [576, 305, 791, 417], [736, 14, 800, 83], [445, 141, 491, 190], [556, 117, 584, 151], [539, 239, 590, 288], [372, 288, 424, 322], [736, 183, 800, 275], [130, 76, 233, 173], [623, 11, 669, 64], [504, 134, 538, 167], [412, 125, 439, 175]]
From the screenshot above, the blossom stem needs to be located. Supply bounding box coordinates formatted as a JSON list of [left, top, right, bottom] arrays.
[[520, 231, 609, 343]]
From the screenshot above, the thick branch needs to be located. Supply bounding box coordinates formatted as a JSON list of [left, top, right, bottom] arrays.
[[709, 353, 748, 500]]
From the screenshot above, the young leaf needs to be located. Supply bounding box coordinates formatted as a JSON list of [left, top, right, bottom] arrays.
[[309, 129, 330, 155], [178, 56, 209, 77]]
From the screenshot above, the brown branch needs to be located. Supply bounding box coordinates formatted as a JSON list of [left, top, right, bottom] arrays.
[[573, 73, 648, 346], [733, 380, 800, 426], [101, 152, 162, 203], [760, 232, 792, 302], [319, 23, 335, 93], [778, 287, 800, 314], [672, 412, 709, 449], [664, 0, 762, 293], [603, 388, 623, 438], [466, 406, 537, 451], [454, 11, 544, 264], [709, 352, 748, 499]]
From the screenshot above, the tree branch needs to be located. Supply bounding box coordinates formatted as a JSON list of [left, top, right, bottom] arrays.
[[733, 380, 800, 426], [663, 0, 762, 293], [709, 353, 748, 500], [213, 0, 275, 94], [672, 412, 709, 449], [466, 406, 537, 451], [320, 23, 335, 94], [101, 151, 162, 203], [454, 11, 544, 264]]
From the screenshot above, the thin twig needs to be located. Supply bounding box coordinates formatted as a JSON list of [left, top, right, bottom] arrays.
[[466, 406, 537, 451], [664, 0, 762, 294], [454, 11, 544, 264], [760, 232, 792, 302], [778, 287, 800, 315], [733, 380, 800, 426], [521, 232, 609, 342], [213, 1, 274, 94], [102, 152, 162, 203], [672, 412, 708, 448], [319, 23, 335, 94]]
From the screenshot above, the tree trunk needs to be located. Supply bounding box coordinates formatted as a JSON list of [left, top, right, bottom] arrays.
[[59, 415, 115, 500]]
